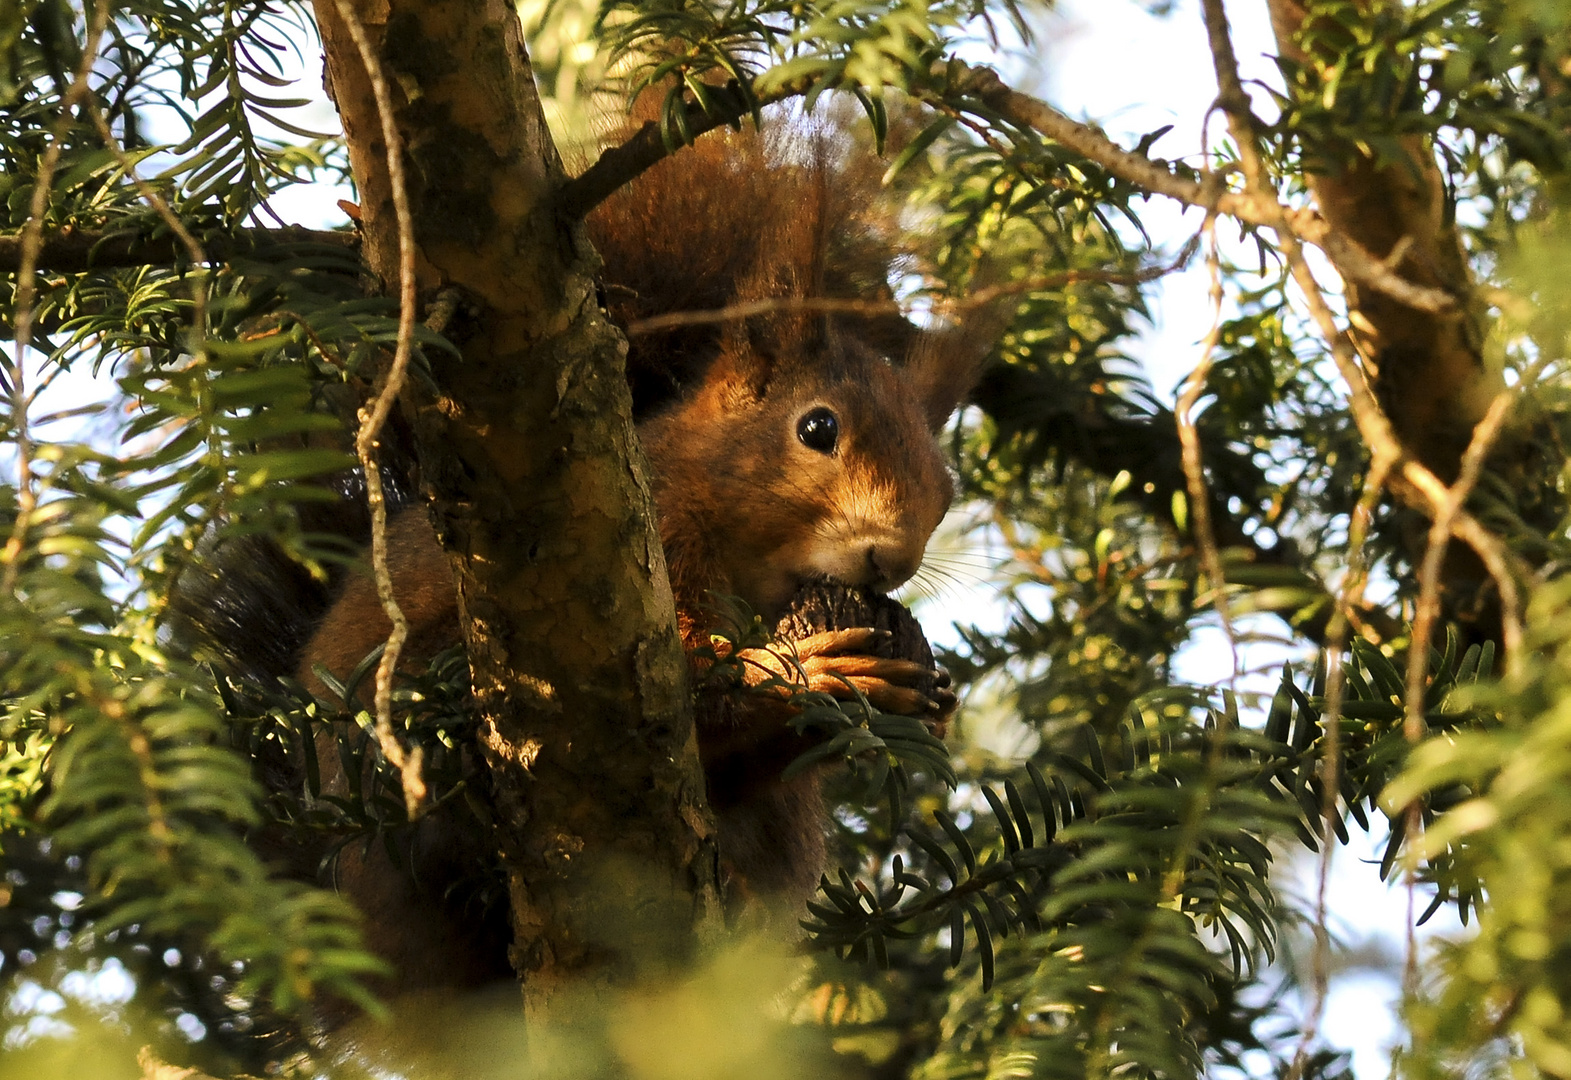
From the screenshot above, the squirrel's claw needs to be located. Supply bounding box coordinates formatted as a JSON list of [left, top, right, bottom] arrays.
[[926, 685, 957, 740], [787, 627, 889, 658]]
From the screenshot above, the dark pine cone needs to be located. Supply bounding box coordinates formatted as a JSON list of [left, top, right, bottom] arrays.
[[773, 580, 941, 701]]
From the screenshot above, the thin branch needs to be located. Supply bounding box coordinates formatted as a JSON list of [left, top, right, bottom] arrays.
[[926, 61, 1459, 317], [1175, 212, 1239, 682], [1316, 229, 1456, 315], [1189, 9, 1388, 1071], [1199, 0, 1255, 133], [0, 226, 355, 273], [3, 1, 111, 596], [1402, 389, 1519, 745], [1194, 4, 1340, 1061], [624, 257, 1194, 336], [1393, 462, 1525, 665], [627, 295, 902, 336], [967, 244, 1198, 303], [556, 79, 812, 221], [1392, 385, 1516, 1010], [329, 0, 426, 817], [1450, 512, 1525, 663], [1299, 451, 1392, 1080]]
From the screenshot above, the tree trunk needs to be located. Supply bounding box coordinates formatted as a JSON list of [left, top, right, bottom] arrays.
[[310, 0, 721, 1019]]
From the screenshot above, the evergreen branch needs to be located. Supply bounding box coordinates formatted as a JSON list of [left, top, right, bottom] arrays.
[[811, 707, 1300, 992], [811, 700, 1307, 1077], [5, 0, 111, 595], [0, 491, 383, 1020], [0, 226, 356, 274]]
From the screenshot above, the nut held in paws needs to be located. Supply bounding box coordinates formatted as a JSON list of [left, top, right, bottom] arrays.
[[773, 580, 941, 701]]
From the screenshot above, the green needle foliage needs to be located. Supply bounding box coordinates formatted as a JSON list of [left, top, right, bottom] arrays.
[[4, 0, 1571, 1077]]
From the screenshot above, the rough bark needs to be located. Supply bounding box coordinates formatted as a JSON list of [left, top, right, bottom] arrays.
[[310, 0, 720, 1018]]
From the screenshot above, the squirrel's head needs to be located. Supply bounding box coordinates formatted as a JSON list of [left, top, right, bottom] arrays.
[[590, 113, 1003, 617], [640, 315, 990, 619]]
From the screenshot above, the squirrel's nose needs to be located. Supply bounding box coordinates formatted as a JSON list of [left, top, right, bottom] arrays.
[[867, 543, 919, 592]]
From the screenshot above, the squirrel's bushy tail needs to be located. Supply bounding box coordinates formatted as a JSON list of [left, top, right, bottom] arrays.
[[166, 472, 398, 684]]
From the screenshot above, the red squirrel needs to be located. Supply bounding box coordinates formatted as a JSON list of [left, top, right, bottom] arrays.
[[190, 120, 994, 993]]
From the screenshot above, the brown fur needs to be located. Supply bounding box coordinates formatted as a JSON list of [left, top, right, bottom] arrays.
[[296, 120, 994, 992]]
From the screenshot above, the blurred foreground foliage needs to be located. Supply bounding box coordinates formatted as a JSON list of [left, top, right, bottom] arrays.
[[3, 0, 1571, 1077]]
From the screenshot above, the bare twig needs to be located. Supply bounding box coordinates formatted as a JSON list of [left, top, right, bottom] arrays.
[[3, 1, 111, 596], [1189, 7, 1381, 1072], [925, 61, 1459, 317], [624, 256, 1194, 336], [1450, 512, 1525, 663], [1393, 461, 1525, 665], [329, 0, 426, 817], [1175, 212, 1239, 682], [1314, 228, 1457, 316], [1199, 0, 1255, 138], [1299, 451, 1393, 1080], [627, 295, 902, 335], [1403, 860, 1419, 1002], [1402, 389, 1518, 745]]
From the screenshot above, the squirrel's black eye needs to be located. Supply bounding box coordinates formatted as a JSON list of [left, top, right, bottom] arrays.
[[796, 407, 840, 454]]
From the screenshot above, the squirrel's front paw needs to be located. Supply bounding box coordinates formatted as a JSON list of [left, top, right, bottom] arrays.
[[740, 627, 949, 719]]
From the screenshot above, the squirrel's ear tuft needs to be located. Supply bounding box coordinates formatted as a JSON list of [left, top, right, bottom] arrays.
[[906, 308, 1009, 432], [704, 331, 779, 407], [586, 110, 903, 417]]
